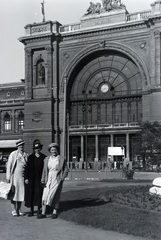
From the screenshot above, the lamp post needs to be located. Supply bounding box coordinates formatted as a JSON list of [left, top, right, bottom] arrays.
[[121, 144, 124, 167], [82, 90, 92, 170]]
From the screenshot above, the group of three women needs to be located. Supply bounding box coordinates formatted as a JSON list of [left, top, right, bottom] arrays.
[[6, 139, 68, 219]]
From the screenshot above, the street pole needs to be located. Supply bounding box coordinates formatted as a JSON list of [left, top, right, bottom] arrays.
[[82, 90, 92, 170], [62, 74, 67, 165], [85, 101, 88, 170], [82, 90, 88, 170]]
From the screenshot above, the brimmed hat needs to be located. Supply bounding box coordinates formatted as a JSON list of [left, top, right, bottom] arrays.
[[16, 139, 25, 147], [33, 142, 43, 149], [48, 142, 59, 152]]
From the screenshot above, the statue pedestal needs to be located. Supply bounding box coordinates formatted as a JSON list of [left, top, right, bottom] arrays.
[[81, 9, 126, 29]]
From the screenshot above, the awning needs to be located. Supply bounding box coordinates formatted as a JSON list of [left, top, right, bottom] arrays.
[[0, 140, 17, 148]]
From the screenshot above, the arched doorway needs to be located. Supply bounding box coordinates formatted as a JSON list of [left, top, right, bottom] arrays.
[[67, 50, 142, 169]]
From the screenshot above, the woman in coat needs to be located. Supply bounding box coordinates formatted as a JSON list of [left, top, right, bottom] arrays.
[[38, 143, 68, 219], [6, 139, 28, 216], [24, 140, 46, 216]]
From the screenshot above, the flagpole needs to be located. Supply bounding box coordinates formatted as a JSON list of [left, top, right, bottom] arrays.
[[41, 0, 45, 22]]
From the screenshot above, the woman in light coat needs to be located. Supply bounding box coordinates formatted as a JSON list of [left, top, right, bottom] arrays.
[[6, 139, 28, 216], [38, 143, 68, 219]]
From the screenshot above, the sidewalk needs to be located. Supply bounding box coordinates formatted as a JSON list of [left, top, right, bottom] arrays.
[[0, 178, 153, 240], [0, 197, 151, 240]]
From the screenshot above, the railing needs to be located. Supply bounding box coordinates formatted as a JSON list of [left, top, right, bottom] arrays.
[[59, 23, 81, 33], [59, 10, 152, 33], [126, 10, 151, 22]]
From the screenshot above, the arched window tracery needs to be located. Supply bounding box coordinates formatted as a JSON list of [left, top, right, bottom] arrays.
[[69, 51, 143, 127]]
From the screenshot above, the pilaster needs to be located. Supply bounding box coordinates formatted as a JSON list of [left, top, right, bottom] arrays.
[[154, 30, 161, 85], [94, 135, 99, 162], [46, 46, 53, 94], [25, 48, 33, 99]]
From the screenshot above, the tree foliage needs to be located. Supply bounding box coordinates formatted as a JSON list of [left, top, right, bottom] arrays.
[[141, 121, 161, 164]]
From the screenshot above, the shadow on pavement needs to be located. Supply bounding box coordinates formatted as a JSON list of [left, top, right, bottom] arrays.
[[59, 197, 111, 213]]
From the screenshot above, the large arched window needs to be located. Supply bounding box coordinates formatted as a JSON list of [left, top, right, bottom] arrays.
[[69, 51, 142, 127], [18, 111, 24, 131], [4, 112, 11, 132]]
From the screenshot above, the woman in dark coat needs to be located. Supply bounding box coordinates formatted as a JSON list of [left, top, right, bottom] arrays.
[[24, 140, 46, 216]]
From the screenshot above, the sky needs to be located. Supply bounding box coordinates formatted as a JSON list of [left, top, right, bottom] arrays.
[[0, 0, 153, 84]]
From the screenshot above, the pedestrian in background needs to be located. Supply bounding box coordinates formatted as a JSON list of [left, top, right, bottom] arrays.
[[38, 143, 68, 219], [6, 139, 28, 217], [24, 140, 46, 217]]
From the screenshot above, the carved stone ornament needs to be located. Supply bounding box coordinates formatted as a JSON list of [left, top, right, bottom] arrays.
[[32, 111, 42, 122], [25, 49, 32, 56], [99, 40, 107, 48], [45, 46, 53, 52], [154, 30, 160, 38], [140, 42, 146, 49], [63, 52, 69, 60], [84, 0, 126, 16]]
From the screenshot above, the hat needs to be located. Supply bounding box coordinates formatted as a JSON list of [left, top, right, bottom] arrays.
[[48, 143, 59, 152], [16, 139, 25, 147], [33, 142, 43, 149]]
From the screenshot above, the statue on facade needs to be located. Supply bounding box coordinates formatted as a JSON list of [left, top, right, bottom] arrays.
[[102, 0, 112, 11], [84, 0, 126, 16], [103, 0, 126, 11], [38, 63, 45, 85], [85, 2, 101, 15]]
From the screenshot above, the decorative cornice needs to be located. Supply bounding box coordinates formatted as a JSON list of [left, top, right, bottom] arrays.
[[19, 33, 54, 45]]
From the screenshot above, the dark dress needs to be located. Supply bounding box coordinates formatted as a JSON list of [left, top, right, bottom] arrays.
[[25, 152, 46, 208]]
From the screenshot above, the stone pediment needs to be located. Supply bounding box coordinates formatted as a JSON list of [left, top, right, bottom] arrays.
[[81, 0, 127, 28]]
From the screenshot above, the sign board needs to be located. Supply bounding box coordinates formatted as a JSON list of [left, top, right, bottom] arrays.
[[108, 147, 124, 156]]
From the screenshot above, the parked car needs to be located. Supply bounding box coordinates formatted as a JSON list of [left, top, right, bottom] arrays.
[[0, 156, 8, 172]]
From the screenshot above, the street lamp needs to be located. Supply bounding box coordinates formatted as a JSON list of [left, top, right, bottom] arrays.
[[82, 90, 92, 170]]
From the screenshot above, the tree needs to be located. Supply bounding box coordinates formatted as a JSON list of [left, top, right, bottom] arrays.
[[141, 121, 161, 166]]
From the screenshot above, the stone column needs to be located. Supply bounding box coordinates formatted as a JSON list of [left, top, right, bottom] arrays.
[[1, 112, 4, 133], [154, 31, 161, 85], [12, 109, 15, 133], [15, 110, 18, 133], [126, 133, 130, 161], [94, 135, 99, 162], [25, 48, 33, 99], [80, 135, 84, 162], [110, 134, 114, 163]]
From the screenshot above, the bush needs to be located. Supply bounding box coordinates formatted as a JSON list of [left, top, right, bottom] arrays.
[[122, 167, 134, 179]]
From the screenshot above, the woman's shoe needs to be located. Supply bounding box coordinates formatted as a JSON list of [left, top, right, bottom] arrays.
[[37, 214, 46, 219], [51, 213, 58, 219], [27, 212, 34, 217], [12, 211, 18, 217], [19, 210, 25, 216]]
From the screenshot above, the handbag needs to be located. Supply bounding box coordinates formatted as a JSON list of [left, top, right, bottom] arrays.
[[0, 181, 15, 200]]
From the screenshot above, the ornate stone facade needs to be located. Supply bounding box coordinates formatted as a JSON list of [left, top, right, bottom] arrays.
[[1, 1, 161, 166]]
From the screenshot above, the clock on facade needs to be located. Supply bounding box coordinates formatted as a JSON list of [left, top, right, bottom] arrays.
[[100, 83, 109, 93]]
